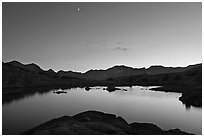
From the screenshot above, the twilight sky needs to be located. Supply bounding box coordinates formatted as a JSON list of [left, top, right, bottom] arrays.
[[2, 2, 202, 72]]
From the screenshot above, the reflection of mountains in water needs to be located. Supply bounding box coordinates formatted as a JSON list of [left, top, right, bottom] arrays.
[[3, 87, 61, 105]]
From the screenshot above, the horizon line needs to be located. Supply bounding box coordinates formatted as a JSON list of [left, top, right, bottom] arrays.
[[2, 60, 202, 73]]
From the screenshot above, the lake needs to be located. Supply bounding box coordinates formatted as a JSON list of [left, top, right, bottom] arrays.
[[2, 86, 202, 134]]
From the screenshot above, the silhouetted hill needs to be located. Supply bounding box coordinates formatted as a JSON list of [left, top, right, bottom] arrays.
[[83, 65, 146, 80], [54, 64, 200, 80], [57, 70, 83, 78], [2, 61, 86, 88], [147, 65, 182, 75], [45, 69, 56, 76], [3, 61, 201, 88], [22, 110, 192, 135], [147, 64, 200, 75], [6, 61, 43, 73]]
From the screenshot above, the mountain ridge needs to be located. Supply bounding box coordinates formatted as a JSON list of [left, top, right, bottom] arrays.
[[4, 60, 201, 73], [3, 60, 201, 80]]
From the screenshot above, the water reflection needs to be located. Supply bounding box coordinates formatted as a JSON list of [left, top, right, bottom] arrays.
[[112, 86, 181, 99], [2, 87, 76, 105], [2, 86, 202, 135], [3, 87, 52, 105]]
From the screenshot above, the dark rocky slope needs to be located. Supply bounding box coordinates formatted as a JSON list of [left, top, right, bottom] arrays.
[[3, 61, 200, 86], [55, 64, 200, 80], [22, 110, 192, 135], [2, 61, 86, 88]]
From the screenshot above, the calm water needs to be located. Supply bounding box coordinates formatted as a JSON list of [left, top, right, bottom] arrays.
[[3, 86, 202, 134]]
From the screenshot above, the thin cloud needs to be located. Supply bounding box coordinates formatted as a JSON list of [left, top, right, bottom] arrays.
[[113, 47, 128, 51], [128, 41, 134, 45], [116, 41, 124, 45], [116, 41, 135, 46], [141, 40, 147, 44]]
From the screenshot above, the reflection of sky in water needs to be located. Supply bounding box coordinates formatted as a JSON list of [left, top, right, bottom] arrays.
[[3, 86, 201, 135], [112, 86, 181, 98]]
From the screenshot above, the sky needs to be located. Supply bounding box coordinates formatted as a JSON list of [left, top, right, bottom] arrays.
[[2, 2, 202, 72]]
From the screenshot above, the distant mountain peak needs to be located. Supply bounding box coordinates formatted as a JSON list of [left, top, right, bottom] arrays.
[[113, 65, 126, 67], [47, 69, 55, 72], [26, 63, 40, 67], [108, 65, 133, 70], [5, 60, 43, 73], [8, 60, 23, 66], [148, 65, 165, 69]]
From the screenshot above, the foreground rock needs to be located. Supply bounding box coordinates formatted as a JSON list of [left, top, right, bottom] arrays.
[[22, 110, 192, 135]]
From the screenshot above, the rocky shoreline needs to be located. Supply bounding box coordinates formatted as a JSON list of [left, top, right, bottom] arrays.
[[150, 85, 202, 108], [22, 110, 192, 135]]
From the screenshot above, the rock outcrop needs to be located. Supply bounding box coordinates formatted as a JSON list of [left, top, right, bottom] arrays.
[[22, 110, 192, 135], [106, 85, 121, 92], [85, 87, 91, 91]]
